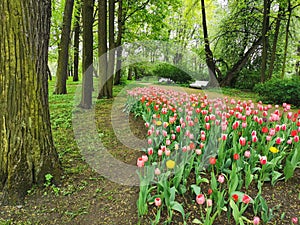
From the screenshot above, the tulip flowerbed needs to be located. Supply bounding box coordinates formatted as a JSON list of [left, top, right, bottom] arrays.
[[126, 86, 300, 225]]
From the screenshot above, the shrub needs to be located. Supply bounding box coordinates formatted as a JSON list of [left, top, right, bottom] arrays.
[[254, 77, 300, 107], [152, 63, 193, 84], [233, 71, 261, 90]]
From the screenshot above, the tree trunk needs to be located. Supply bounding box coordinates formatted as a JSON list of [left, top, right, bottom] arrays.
[[73, 0, 81, 82], [127, 66, 133, 80], [281, 0, 291, 79], [296, 41, 300, 76], [200, 0, 219, 87], [97, 0, 108, 98], [0, 0, 61, 205], [54, 0, 75, 94], [260, 0, 271, 82], [220, 37, 263, 87], [79, 0, 94, 108], [268, 4, 283, 79], [106, 0, 115, 98], [114, 0, 124, 85]]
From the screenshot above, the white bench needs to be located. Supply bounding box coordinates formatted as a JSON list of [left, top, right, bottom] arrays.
[[189, 80, 209, 88]]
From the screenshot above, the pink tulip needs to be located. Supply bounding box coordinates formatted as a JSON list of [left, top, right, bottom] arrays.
[[155, 198, 162, 207], [158, 149, 163, 156], [148, 139, 152, 145], [166, 139, 171, 145], [206, 199, 212, 207], [165, 149, 171, 156], [292, 217, 298, 224], [155, 168, 161, 175], [260, 156, 267, 165], [252, 136, 258, 143], [171, 134, 176, 140], [221, 134, 227, 141], [244, 150, 251, 158], [239, 137, 246, 146], [266, 135, 271, 141], [294, 135, 299, 143], [142, 155, 148, 162], [253, 216, 260, 225], [148, 148, 153, 155], [195, 149, 202, 155], [276, 137, 282, 145], [218, 174, 225, 183], [176, 126, 181, 132], [196, 194, 205, 205], [137, 157, 144, 167], [205, 123, 211, 130]]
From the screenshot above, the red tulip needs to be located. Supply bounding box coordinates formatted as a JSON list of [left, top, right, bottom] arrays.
[[209, 157, 216, 165], [233, 153, 240, 160]]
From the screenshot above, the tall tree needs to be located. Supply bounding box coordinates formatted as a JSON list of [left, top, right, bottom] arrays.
[[73, 0, 81, 82], [268, 3, 284, 79], [106, 0, 115, 98], [200, 0, 219, 87], [79, 0, 94, 108], [0, 0, 61, 204], [54, 0, 75, 94], [114, 0, 124, 85], [98, 0, 108, 98], [260, 0, 271, 82]]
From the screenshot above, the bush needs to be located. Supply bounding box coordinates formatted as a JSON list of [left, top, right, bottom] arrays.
[[152, 63, 193, 84], [254, 77, 300, 107], [233, 71, 260, 90]]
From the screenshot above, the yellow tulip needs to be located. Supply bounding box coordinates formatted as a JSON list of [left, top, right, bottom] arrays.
[[269, 146, 279, 153], [166, 160, 175, 169]]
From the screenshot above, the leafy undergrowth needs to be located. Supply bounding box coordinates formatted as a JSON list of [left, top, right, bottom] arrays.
[[0, 80, 299, 225]]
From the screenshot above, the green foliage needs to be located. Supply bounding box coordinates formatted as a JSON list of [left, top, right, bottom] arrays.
[[233, 71, 261, 90], [254, 77, 300, 107], [152, 63, 193, 84]]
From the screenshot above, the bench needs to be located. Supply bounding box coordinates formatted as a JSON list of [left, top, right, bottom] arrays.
[[189, 80, 209, 88]]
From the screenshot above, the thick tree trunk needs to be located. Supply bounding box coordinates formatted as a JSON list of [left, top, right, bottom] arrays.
[[54, 0, 75, 94], [0, 0, 61, 205], [220, 37, 263, 87], [268, 4, 283, 79], [260, 0, 271, 82], [73, 0, 81, 82], [97, 0, 108, 99], [296, 41, 300, 76], [79, 0, 94, 108], [200, 0, 219, 87]]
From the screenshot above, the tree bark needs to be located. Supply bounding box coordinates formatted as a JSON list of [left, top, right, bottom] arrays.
[[106, 0, 115, 98], [200, 0, 219, 87], [268, 4, 283, 79], [114, 0, 124, 85], [97, 0, 108, 98], [0, 0, 61, 205], [79, 0, 94, 108], [54, 0, 75, 94], [281, 0, 292, 78], [73, 0, 81, 82], [260, 0, 271, 82]]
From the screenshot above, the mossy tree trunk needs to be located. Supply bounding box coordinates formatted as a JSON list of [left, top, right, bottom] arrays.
[[0, 0, 61, 205]]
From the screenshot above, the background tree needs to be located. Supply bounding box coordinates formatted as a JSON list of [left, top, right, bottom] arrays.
[[79, 0, 94, 108], [54, 0, 75, 94], [73, 0, 82, 82], [0, 0, 61, 204]]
